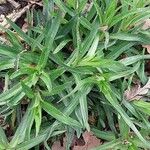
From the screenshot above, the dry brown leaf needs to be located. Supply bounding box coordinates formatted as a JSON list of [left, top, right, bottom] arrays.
[[125, 79, 150, 101], [52, 136, 67, 150], [51, 131, 101, 150], [73, 131, 101, 150], [51, 141, 66, 150], [142, 19, 150, 30], [22, 22, 28, 33], [143, 45, 150, 54], [30, 0, 43, 6]]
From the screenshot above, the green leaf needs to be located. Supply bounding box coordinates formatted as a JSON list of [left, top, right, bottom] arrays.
[[107, 63, 140, 81], [93, 139, 122, 150], [110, 7, 150, 27], [40, 71, 52, 92], [80, 20, 99, 57], [54, 0, 74, 16], [10, 103, 35, 147], [118, 115, 130, 139], [79, 16, 92, 30], [86, 34, 99, 57], [34, 105, 42, 136], [0, 44, 17, 57], [0, 59, 15, 71], [120, 55, 150, 66], [66, 0, 75, 8], [21, 82, 35, 99], [41, 101, 82, 128], [79, 93, 90, 131], [38, 14, 61, 69], [91, 128, 116, 141], [79, 57, 127, 72], [110, 32, 150, 44], [42, 81, 73, 96], [53, 39, 71, 54], [133, 100, 150, 115], [6, 18, 33, 45], [93, 0, 103, 24], [106, 41, 135, 60], [0, 126, 8, 146]]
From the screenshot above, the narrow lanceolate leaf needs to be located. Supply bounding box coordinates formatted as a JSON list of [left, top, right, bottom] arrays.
[[0, 74, 38, 105], [93, 0, 103, 24], [0, 44, 18, 57], [53, 39, 71, 54], [15, 134, 46, 150], [6, 18, 33, 45], [42, 81, 73, 96], [118, 115, 130, 139], [21, 82, 35, 99], [107, 63, 140, 81], [78, 57, 127, 72], [120, 55, 150, 66], [86, 34, 99, 57], [40, 71, 52, 92], [93, 139, 121, 150], [41, 101, 82, 128], [54, 0, 74, 16], [38, 14, 61, 69], [66, 0, 75, 8], [10, 103, 35, 147], [110, 8, 150, 27], [79, 94, 90, 131], [34, 105, 42, 136], [0, 59, 15, 71], [91, 128, 116, 141], [106, 41, 135, 60], [15, 130, 64, 150], [0, 126, 8, 146], [80, 20, 99, 57], [133, 100, 150, 115], [0, 83, 22, 105]]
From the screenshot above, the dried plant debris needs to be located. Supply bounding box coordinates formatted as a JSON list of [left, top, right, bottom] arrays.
[[125, 79, 150, 101], [73, 131, 101, 150], [0, 0, 42, 33], [143, 45, 150, 54], [0, 4, 31, 33], [7, 0, 20, 9], [142, 19, 150, 30], [51, 138, 66, 150], [52, 131, 101, 150], [0, 2, 14, 15]]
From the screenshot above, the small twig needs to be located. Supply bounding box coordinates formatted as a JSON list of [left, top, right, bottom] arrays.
[[29, 0, 43, 6], [7, 0, 20, 9]]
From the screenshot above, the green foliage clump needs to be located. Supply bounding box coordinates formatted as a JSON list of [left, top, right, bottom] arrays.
[[0, 0, 150, 149]]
